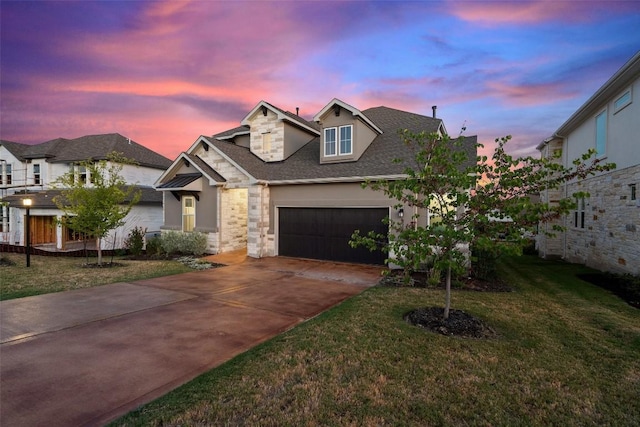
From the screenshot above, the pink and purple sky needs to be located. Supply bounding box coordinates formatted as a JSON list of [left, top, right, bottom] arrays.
[[1, 0, 639, 160]]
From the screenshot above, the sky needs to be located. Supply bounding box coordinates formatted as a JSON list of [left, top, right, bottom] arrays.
[[1, 0, 639, 161]]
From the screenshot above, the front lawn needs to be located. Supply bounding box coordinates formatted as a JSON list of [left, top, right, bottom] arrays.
[[0, 253, 193, 300], [113, 255, 640, 426]]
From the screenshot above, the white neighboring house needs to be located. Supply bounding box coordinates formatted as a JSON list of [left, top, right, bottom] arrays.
[[537, 51, 640, 275], [0, 133, 172, 251]]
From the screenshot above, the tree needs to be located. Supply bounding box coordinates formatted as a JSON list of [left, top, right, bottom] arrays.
[[53, 152, 141, 265], [351, 131, 615, 319]]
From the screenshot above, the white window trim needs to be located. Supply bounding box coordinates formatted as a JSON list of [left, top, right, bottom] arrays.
[[33, 163, 41, 185], [324, 128, 337, 157], [614, 87, 632, 113], [574, 197, 586, 229], [339, 125, 353, 155]]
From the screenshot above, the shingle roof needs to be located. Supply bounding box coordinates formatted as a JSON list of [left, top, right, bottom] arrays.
[[1, 140, 32, 159], [2, 134, 172, 170], [205, 105, 477, 182], [185, 153, 226, 183], [2, 186, 162, 208]]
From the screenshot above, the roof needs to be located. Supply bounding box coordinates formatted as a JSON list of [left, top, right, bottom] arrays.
[[241, 101, 320, 135], [157, 173, 202, 189], [204, 105, 476, 183], [2, 186, 162, 209], [313, 98, 383, 134], [1, 133, 172, 170]]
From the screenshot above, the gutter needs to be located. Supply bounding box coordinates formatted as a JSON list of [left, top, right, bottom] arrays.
[[252, 174, 408, 186]]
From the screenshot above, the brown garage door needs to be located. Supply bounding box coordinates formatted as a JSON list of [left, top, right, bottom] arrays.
[[278, 207, 388, 265]]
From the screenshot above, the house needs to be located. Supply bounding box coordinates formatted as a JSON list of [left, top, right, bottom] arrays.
[[156, 98, 477, 265], [537, 51, 640, 275], [0, 133, 172, 251]]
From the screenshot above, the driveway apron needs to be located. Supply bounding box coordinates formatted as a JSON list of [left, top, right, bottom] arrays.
[[0, 257, 381, 427]]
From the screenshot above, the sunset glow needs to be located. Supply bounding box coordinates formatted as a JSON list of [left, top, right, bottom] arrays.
[[1, 1, 638, 160]]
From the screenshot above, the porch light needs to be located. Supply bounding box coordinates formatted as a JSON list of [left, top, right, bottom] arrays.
[[23, 198, 32, 267], [398, 208, 404, 218]]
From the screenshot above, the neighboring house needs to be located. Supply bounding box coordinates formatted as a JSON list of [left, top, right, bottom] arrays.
[[156, 98, 477, 265], [0, 133, 172, 250], [537, 51, 640, 275]]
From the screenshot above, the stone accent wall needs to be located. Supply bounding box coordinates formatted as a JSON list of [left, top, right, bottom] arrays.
[[248, 109, 285, 162], [247, 185, 270, 258], [564, 164, 640, 275], [219, 188, 248, 252], [196, 149, 250, 188]]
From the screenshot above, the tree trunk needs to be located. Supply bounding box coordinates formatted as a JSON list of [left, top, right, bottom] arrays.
[[97, 238, 102, 266], [444, 264, 452, 319]]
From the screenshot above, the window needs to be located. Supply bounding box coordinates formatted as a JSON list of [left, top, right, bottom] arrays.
[[324, 125, 352, 157], [78, 165, 87, 184], [614, 88, 632, 113], [182, 196, 195, 232], [339, 125, 352, 155], [574, 197, 586, 229], [33, 164, 41, 185], [262, 132, 271, 153], [595, 110, 607, 157], [631, 184, 637, 201], [324, 128, 337, 156], [3, 163, 12, 185]]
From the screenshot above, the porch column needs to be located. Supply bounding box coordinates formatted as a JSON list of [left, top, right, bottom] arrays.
[[247, 185, 270, 258]]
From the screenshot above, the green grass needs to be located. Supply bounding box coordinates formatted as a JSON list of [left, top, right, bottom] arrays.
[[0, 253, 192, 300], [113, 255, 640, 426]]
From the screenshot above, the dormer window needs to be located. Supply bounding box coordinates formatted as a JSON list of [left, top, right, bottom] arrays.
[[324, 125, 352, 157]]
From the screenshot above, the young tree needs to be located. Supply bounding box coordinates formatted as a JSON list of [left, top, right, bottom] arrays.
[[53, 152, 141, 265], [351, 131, 615, 319]]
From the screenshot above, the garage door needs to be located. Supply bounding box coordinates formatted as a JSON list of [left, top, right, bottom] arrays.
[[278, 207, 388, 265]]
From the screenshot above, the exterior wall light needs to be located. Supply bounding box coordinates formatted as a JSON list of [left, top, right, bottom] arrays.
[[398, 208, 404, 218], [23, 198, 32, 267]]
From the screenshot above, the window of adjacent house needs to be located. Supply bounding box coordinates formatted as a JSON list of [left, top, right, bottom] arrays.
[[631, 184, 637, 201], [182, 196, 195, 232], [339, 125, 353, 155], [262, 132, 271, 153], [614, 88, 632, 113], [324, 128, 337, 156], [595, 110, 607, 157], [574, 197, 586, 229], [33, 164, 41, 185], [4, 164, 11, 185]]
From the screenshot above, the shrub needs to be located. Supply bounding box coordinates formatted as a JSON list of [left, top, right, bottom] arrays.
[[145, 236, 163, 257], [471, 245, 501, 281], [159, 231, 208, 256], [123, 227, 146, 256]]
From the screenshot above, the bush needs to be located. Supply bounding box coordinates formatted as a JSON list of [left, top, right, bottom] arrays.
[[471, 246, 501, 281], [159, 231, 208, 256], [123, 227, 146, 256], [145, 236, 163, 257]]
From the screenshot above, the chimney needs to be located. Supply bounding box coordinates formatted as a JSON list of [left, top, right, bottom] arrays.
[[432, 105, 437, 118], [296, 107, 299, 116]]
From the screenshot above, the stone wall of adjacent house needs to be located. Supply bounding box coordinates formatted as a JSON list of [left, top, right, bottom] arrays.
[[247, 185, 271, 258], [537, 139, 566, 259], [219, 188, 247, 252], [249, 109, 285, 162], [564, 164, 640, 275]]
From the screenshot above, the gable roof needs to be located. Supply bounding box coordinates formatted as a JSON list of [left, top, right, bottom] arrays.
[[313, 98, 383, 134], [204, 105, 476, 184], [241, 101, 320, 135], [155, 151, 226, 187], [1, 133, 172, 169]]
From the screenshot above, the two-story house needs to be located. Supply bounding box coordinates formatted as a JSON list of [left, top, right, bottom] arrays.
[[0, 133, 172, 250], [156, 98, 477, 265], [537, 51, 640, 275]]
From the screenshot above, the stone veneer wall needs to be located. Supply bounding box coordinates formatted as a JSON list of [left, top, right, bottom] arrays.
[[249, 109, 285, 162], [247, 185, 271, 258], [563, 164, 640, 275], [219, 188, 247, 252]]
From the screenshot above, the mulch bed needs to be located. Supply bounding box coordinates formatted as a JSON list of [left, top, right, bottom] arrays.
[[379, 270, 513, 292], [404, 306, 496, 339]]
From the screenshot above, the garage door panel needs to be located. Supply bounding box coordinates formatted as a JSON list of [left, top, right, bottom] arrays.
[[279, 207, 388, 265]]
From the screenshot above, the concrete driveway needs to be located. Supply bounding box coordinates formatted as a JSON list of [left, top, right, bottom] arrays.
[[0, 255, 381, 427]]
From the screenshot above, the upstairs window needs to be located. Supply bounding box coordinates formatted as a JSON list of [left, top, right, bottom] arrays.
[[595, 110, 607, 157], [630, 183, 637, 201], [339, 125, 353, 155], [3, 164, 11, 185], [324, 125, 353, 157], [33, 164, 41, 185], [324, 128, 337, 156], [262, 132, 272, 153], [614, 88, 632, 113], [182, 196, 195, 232]]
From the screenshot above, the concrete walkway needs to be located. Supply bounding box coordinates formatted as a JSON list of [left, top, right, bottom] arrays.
[[0, 256, 382, 427]]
